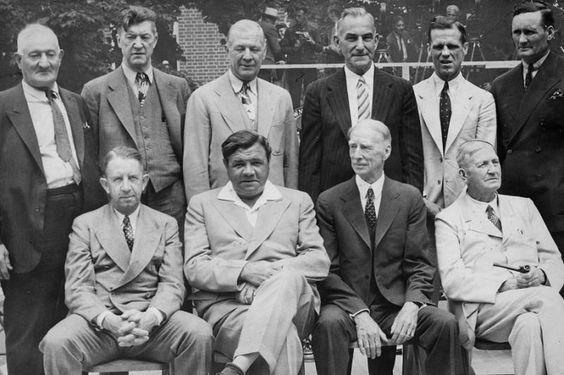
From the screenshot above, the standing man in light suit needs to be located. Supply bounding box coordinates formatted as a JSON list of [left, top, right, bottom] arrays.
[[184, 20, 298, 203], [185, 131, 329, 375], [40, 147, 213, 374], [0, 24, 103, 375], [436, 140, 564, 375], [82, 6, 190, 229], [414, 16, 496, 216]]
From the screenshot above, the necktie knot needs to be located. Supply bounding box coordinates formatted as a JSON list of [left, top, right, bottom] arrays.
[[45, 89, 57, 101], [442, 81, 449, 94], [136, 72, 149, 103], [122, 215, 134, 251], [136, 72, 149, 84]]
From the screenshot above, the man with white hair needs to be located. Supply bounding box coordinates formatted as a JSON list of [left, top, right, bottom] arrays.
[[0, 24, 103, 375], [436, 140, 564, 374], [184, 19, 298, 203]]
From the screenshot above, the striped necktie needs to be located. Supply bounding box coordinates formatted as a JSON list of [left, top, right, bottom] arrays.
[[357, 76, 370, 121], [486, 205, 502, 232]]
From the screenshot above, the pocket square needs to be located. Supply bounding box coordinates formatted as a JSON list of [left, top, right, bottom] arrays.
[[549, 88, 563, 100], [83, 122, 91, 129]]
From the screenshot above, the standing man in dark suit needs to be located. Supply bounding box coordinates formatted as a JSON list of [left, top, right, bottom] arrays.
[[299, 7, 423, 203], [491, 0, 564, 256], [0, 24, 103, 375], [312, 119, 467, 375], [82, 6, 190, 230], [386, 16, 419, 64]]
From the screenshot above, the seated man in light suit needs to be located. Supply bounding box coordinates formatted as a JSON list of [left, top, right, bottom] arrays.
[[40, 147, 213, 375], [436, 140, 564, 375], [185, 130, 330, 375]]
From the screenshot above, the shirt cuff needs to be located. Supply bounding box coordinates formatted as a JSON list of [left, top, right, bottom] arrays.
[[349, 308, 370, 321], [96, 310, 112, 328], [147, 307, 164, 326]]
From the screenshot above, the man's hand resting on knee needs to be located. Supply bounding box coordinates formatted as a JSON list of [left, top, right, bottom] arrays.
[[353, 311, 391, 359]]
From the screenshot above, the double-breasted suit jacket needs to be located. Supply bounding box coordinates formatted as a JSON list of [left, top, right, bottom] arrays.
[[183, 72, 298, 202], [299, 67, 424, 203], [0, 83, 103, 273], [414, 75, 496, 208], [492, 52, 564, 244], [65, 204, 185, 321]]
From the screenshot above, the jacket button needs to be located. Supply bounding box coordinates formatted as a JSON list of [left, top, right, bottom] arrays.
[[437, 180, 441, 185], [439, 157, 443, 163], [34, 207, 40, 212], [507, 149, 513, 154], [535, 146, 541, 153]]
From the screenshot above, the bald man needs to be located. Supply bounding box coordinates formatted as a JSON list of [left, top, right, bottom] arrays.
[[184, 19, 298, 203], [0, 24, 103, 375]]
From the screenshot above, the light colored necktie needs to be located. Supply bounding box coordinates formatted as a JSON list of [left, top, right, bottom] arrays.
[[357, 77, 370, 121], [45, 90, 81, 184], [135, 72, 150, 103], [122, 215, 134, 251], [240, 82, 256, 130]]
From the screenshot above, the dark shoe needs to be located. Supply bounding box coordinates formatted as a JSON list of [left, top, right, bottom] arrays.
[[216, 362, 244, 375]]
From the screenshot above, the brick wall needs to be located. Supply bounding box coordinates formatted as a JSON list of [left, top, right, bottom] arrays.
[[177, 7, 229, 85]]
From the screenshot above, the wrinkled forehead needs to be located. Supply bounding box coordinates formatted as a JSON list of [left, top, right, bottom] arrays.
[[18, 29, 60, 54], [338, 15, 376, 37]]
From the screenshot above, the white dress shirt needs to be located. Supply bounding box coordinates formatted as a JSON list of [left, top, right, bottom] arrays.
[[122, 63, 154, 92], [355, 173, 385, 216], [218, 180, 282, 227], [430, 72, 466, 130], [113, 205, 141, 237], [345, 63, 375, 127], [22, 80, 79, 189]]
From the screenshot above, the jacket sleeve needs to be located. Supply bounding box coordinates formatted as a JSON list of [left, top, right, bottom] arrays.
[[299, 81, 323, 201], [282, 90, 299, 189], [475, 90, 497, 149], [398, 84, 424, 192]]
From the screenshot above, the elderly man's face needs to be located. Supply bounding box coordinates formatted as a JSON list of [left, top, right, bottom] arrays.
[[228, 28, 265, 82], [118, 20, 158, 72], [349, 125, 391, 183], [512, 11, 552, 64], [429, 27, 468, 81], [16, 31, 63, 90], [100, 157, 148, 216], [461, 146, 501, 198], [225, 143, 270, 202], [336, 15, 377, 76]]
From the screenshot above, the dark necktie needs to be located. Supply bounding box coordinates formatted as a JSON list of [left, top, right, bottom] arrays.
[[135, 72, 150, 103], [524, 65, 535, 89], [365, 187, 377, 229], [440, 81, 451, 151], [45, 90, 81, 184], [486, 205, 502, 232], [122, 215, 134, 251]]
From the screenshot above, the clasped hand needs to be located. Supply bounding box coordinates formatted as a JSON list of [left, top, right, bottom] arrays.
[[102, 309, 159, 347], [239, 261, 281, 287]]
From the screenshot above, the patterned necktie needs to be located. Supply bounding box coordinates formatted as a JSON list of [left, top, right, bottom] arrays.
[[240, 82, 256, 129], [524, 65, 535, 89], [122, 215, 134, 251], [45, 90, 81, 184], [439, 81, 451, 150], [357, 76, 370, 121], [135, 72, 150, 103], [486, 205, 502, 232], [365, 187, 377, 228]]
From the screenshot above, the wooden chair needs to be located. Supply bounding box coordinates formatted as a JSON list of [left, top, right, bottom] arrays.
[[82, 358, 171, 375]]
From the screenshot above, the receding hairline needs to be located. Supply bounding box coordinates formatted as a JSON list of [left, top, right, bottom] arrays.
[[17, 24, 60, 55], [348, 120, 392, 143], [336, 8, 376, 36], [456, 140, 496, 169], [227, 20, 265, 46]]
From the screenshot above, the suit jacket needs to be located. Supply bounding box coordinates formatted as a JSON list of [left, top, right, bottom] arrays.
[[259, 20, 282, 64], [299, 67, 424, 203], [0, 83, 104, 273], [65, 204, 185, 322], [492, 51, 564, 233], [183, 72, 299, 201], [414, 75, 496, 207], [81, 66, 190, 189], [316, 177, 435, 315], [184, 184, 330, 325], [435, 193, 564, 348], [386, 31, 419, 63]]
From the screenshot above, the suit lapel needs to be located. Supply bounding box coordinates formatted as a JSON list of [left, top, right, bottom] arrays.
[[446, 78, 472, 152], [106, 68, 138, 146], [417, 79, 443, 154], [371, 69, 392, 123], [59, 89, 85, 167], [94, 205, 131, 272], [7, 84, 45, 175], [326, 69, 352, 138], [341, 179, 371, 250], [214, 73, 251, 132], [256, 79, 275, 136], [460, 194, 502, 238], [154, 69, 181, 156], [118, 205, 161, 287], [247, 198, 291, 258], [374, 178, 400, 247], [212, 198, 254, 241]]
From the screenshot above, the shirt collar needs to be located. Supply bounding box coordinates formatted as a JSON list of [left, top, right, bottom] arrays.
[[344, 63, 375, 87], [228, 69, 258, 95], [22, 80, 60, 102], [218, 180, 281, 210], [355, 173, 385, 200], [121, 63, 154, 86], [466, 192, 499, 215], [522, 49, 550, 71], [431, 71, 463, 96], [113, 204, 141, 226]]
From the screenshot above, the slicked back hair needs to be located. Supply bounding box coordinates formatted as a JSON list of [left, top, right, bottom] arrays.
[[513, 0, 554, 28], [101, 146, 144, 176], [428, 15, 467, 44], [222, 130, 272, 163]]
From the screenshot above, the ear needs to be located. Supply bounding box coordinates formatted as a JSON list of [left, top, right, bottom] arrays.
[[100, 177, 110, 194], [462, 42, 469, 56], [334, 34, 340, 49], [153, 31, 159, 46], [546, 25, 555, 41], [141, 174, 149, 191], [383, 144, 392, 161], [58, 49, 64, 62], [14, 53, 22, 70], [223, 158, 229, 170], [458, 168, 467, 182]]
